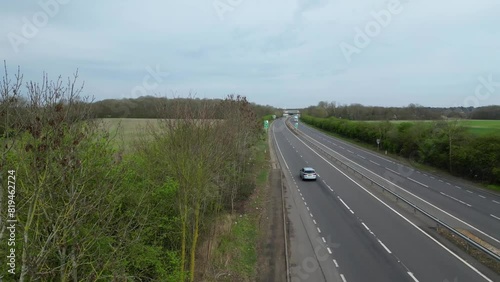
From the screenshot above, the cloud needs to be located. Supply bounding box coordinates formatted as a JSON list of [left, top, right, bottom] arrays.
[[1, 0, 499, 108]]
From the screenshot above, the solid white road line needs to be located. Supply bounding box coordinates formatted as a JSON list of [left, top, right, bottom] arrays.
[[440, 192, 472, 207], [407, 177, 429, 188]]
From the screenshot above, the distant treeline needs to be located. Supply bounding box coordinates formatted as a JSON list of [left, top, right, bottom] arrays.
[[300, 114, 500, 185], [90, 95, 279, 119], [302, 101, 500, 120]]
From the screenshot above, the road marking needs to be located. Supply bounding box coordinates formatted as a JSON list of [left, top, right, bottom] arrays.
[[339, 146, 345, 149], [340, 274, 347, 282], [322, 237, 326, 243], [333, 259, 339, 267], [407, 177, 429, 188], [299, 193, 302, 196], [301, 197, 304, 201], [491, 214, 500, 221], [455, 185, 462, 189], [430, 176, 435, 179], [304, 201, 307, 206], [416, 171, 421, 174], [423, 174, 427, 176], [493, 200, 500, 205], [446, 182, 451, 185], [478, 195, 486, 199], [369, 160, 381, 166], [306, 206, 310, 211], [310, 213, 313, 217], [358, 155, 366, 159], [467, 190, 473, 194], [440, 192, 472, 207], [361, 222, 371, 232], [438, 179, 444, 183], [378, 239, 392, 254], [317, 227, 321, 233], [338, 197, 354, 214], [385, 167, 401, 176], [347, 150, 354, 154], [407, 272, 419, 282], [327, 247, 332, 254], [313, 219, 317, 224]]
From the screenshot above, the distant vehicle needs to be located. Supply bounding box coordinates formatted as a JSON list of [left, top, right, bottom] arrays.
[[299, 167, 317, 181]]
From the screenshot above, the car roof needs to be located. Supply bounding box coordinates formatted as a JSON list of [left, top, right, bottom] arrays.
[[303, 167, 315, 171]]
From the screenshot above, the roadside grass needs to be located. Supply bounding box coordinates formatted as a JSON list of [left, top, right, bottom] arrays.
[[210, 133, 269, 281]]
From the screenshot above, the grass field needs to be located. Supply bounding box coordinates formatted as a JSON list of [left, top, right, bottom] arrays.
[[365, 119, 500, 136], [100, 118, 161, 151]]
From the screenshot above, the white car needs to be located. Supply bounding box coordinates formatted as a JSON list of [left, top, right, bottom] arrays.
[[299, 167, 317, 181]]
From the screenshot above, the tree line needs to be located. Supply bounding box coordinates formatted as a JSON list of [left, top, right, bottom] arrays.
[[300, 114, 500, 185], [303, 101, 500, 120], [90, 95, 279, 120], [1, 64, 268, 280]]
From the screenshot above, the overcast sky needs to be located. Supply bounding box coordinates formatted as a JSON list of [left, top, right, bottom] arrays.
[[2, 0, 499, 108]]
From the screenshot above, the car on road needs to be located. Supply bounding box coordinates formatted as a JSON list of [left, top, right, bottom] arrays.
[[299, 167, 317, 181]]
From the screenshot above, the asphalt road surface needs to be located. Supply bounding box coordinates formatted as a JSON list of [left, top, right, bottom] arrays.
[[271, 118, 499, 282], [297, 120, 500, 248]]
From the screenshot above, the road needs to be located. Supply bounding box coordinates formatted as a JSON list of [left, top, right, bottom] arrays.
[[297, 120, 500, 248], [271, 118, 498, 282]]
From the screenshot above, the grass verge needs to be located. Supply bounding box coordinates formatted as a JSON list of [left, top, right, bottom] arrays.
[[206, 134, 270, 281]]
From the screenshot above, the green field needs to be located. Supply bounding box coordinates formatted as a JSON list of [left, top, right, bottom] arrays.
[[100, 118, 160, 151], [459, 120, 500, 136], [364, 119, 500, 136]]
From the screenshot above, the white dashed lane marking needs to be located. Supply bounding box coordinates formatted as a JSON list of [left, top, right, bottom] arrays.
[[378, 239, 392, 254], [440, 192, 472, 207], [407, 177, 429, 188]]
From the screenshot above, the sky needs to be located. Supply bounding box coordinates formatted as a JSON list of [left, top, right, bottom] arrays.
[[1, 0, 500, 109]]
